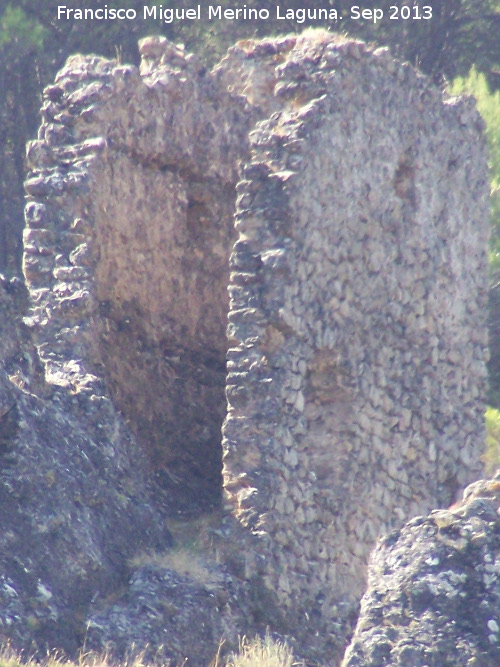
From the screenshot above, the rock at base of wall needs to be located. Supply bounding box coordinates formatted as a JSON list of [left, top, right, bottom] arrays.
[[342, 475, 500, 667], [85, 565, 235, 667]]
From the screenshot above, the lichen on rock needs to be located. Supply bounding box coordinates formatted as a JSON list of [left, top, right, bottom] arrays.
[[342, 475, 500, 666]]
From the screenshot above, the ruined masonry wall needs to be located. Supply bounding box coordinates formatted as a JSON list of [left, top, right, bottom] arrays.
[[23, 38, 253, 512], [220, 34, 490, 652], [23, 32, 490, 663]]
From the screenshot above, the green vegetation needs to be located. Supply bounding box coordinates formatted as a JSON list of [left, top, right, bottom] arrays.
[[484, 407, 500, 474], [0, 5, 46, 52], [449, 68, 500, 268], [449, 69, 500, 449]]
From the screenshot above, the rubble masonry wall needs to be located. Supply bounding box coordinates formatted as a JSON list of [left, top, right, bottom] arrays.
[[220, 33, 490, 648]]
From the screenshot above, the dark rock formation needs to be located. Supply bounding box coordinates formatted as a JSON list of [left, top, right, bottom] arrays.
[[0, 275, 171, 656], [342, 475, 500, 667], [85, 565, 234, 667]]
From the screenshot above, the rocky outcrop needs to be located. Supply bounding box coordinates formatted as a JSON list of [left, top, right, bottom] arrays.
[[9, 30, 491, 665], [85, 564, 235, 666], [0, 274, 171, 656], [342, 475, 500, 667]]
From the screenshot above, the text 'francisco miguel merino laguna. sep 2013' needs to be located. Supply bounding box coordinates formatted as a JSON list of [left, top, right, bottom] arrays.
[[56, 5, 434, 25]]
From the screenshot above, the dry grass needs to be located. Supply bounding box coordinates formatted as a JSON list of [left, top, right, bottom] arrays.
[[0, 648, 184, 667], [222, 634, 303, 667], [129, 547, 219, 587], [128, 510, 224, 587], [0, 649, 149, 667], [0, 635, 303, 667]]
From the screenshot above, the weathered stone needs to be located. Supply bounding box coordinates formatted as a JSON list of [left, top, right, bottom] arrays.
[[0, 275, 172, 657], [220, 31, 489, 664], [342, 475, 500, 667], [11, 30, 491, 667], [85, 565, 238, 667]]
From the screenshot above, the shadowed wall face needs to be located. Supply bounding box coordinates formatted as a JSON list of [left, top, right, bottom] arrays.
[[91, 156, 234, 513]]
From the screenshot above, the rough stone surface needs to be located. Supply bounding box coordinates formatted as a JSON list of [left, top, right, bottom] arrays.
[[24, 40, 254, 515], [11, 31, 491, 665], [342, 475, 500, 667], [0, 274, 171, 657], [85, 564, 235, 667], [221, 32, 490, 663]]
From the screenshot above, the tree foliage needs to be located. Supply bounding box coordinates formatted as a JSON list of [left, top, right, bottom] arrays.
[[359, 0, 500, 86], [0, 4, 46, 53], [0, 3, 48, 272]]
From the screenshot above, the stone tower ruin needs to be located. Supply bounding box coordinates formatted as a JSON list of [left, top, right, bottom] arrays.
[[22, 31, 490, 663]]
